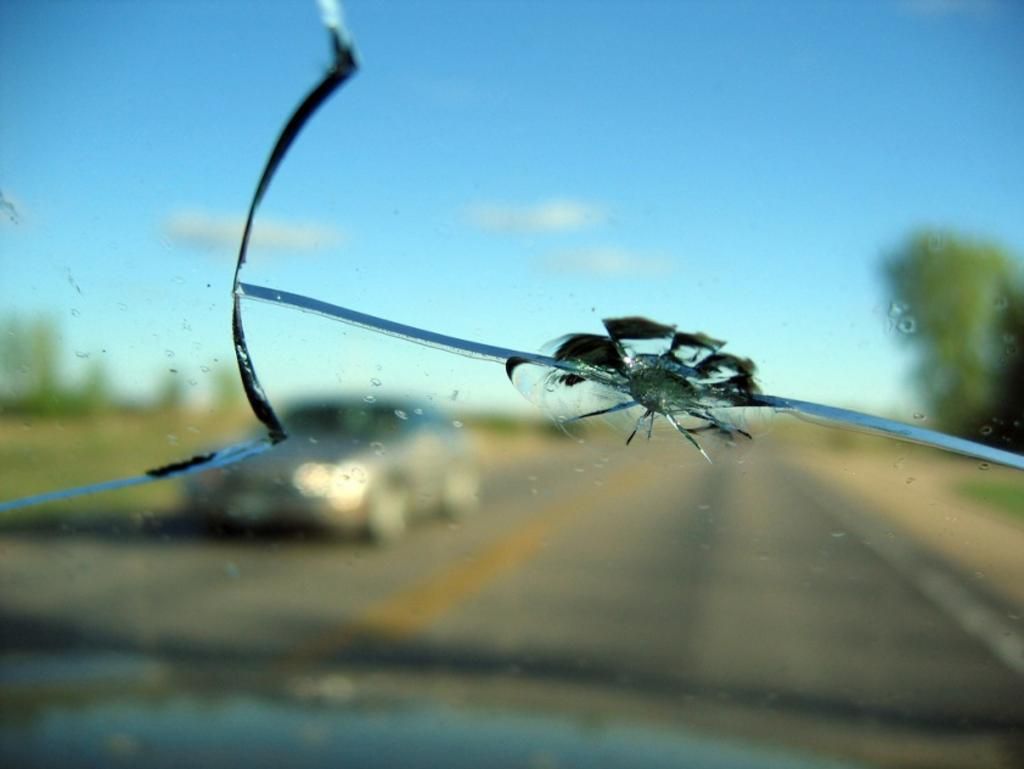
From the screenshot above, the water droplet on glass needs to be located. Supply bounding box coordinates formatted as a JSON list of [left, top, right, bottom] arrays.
[[897, 317, 917, 334], [370, 377, 382, 387], [905, 477, 916, 485], [912, 412, 926, 420], [165, 349, 175, 358], [394, 409, 408, 420], [74, 350, 90, 359], [370, 441, 385, 456], [978, 462, 991, 471], [363, 394, 376, 404], [166, 434, 179, 445], [830, 531, 847, 538], [200, 365, 210, 373], [413, 408, 423, 416], [188, 379, 198, 387], [888, 301, 909, 318], [117, 302, 128, 311], [452, 420, 463, 429], [980, 425, 993, 436], [70, 308, 81, 317]]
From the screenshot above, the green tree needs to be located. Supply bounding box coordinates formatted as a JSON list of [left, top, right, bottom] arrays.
[[994, 291, 1024, 446], [74, 359, 113, 414], [211, 365, 243, 410], [883, 230, 1024, 448], [0, 315, 64, 415], [0, 315, 31, 403], [1, 313, 120, 416]]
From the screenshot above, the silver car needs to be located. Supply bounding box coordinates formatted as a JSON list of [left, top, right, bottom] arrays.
[[187, 399, 480, 542]]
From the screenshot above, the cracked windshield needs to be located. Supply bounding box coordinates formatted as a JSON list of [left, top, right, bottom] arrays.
[[3, 1, 1024, 767]]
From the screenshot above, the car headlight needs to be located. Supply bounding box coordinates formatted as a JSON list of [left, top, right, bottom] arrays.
[[292, 462, 369, 511]]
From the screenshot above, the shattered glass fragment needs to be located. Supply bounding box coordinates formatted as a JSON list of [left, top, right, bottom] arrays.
[[507, 316, 762, 462], [508, 316, 1024, 469], [238, 284, 1023, 471]]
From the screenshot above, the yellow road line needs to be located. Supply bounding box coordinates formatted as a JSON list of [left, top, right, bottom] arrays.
[[281, 460, 655, 670]]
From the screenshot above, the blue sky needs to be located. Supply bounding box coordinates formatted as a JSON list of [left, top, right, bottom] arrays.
[[2, 0, 1022, 419]]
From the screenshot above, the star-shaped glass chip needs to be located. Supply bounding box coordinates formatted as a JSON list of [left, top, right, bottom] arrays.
[[507, 316, 767, 462]]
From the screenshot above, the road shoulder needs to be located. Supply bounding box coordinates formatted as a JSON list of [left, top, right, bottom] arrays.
[[784, 444, 1024, 608]]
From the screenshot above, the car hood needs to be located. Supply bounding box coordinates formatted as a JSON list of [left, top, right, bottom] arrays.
[[0, 653, 861, 769]]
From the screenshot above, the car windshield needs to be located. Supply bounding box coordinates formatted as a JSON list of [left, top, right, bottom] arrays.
[[2, 2, 1023, 768]]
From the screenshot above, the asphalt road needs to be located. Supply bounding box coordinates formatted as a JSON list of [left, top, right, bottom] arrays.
[[1, 438, 1022, 768]]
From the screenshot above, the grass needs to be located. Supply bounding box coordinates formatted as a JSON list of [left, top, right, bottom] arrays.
[[0, 407, 558, 528], [958, 478, 1024, 523], [0, 407, 253, 527]]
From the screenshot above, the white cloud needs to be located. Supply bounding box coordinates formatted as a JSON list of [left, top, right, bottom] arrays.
[[466, 198, 608, 234], [541, 247, 672, 278], [163, 210, 344, 253]]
